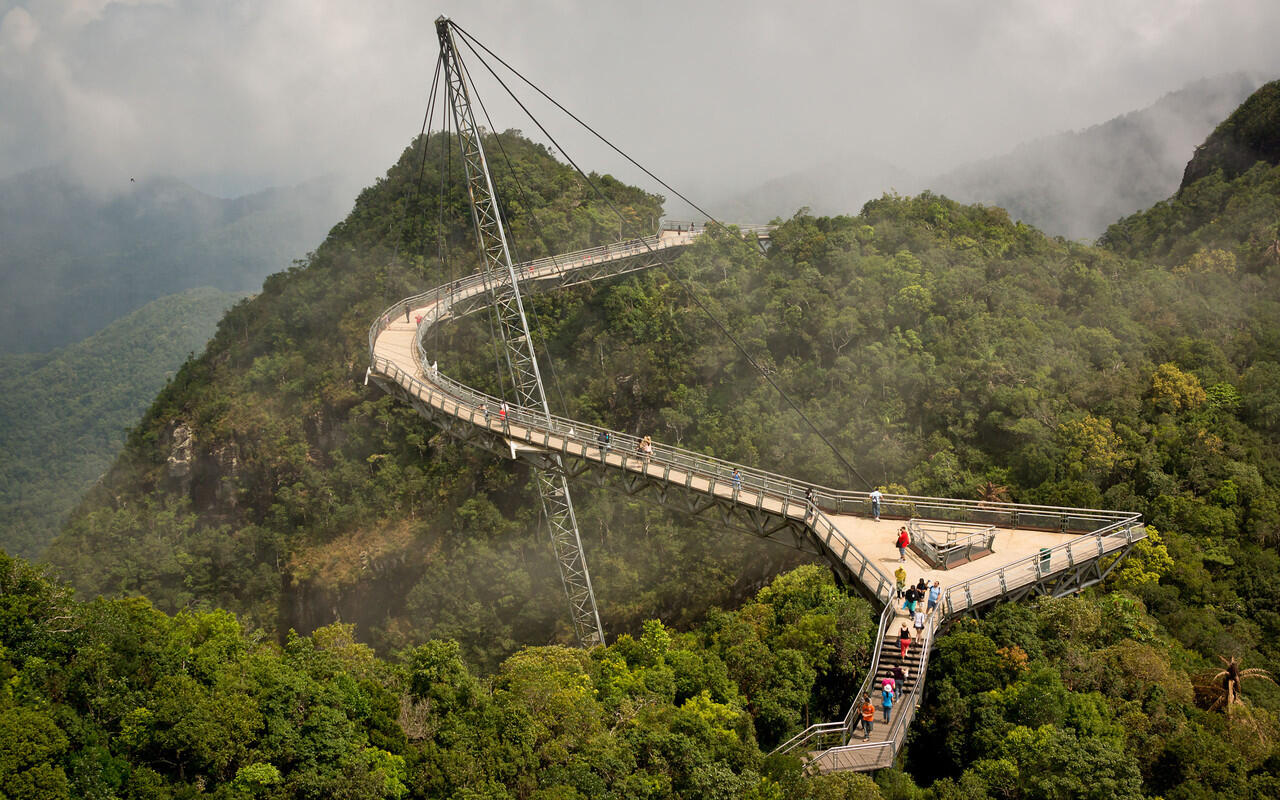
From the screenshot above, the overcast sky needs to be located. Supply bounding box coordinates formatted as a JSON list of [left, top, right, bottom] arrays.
[[3, 0, 1279, 208]]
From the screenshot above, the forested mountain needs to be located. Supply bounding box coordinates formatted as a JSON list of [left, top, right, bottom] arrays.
[[13, 81, 1280, 796], [0, 167, 350, 353], [0, 287, 240, 559]]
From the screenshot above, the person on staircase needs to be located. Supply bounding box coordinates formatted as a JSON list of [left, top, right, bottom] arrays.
[[903, 584, 920, 616], [859, 697, 876, 739], [881, 683, 894, 723], [898, 623, 912, 659]]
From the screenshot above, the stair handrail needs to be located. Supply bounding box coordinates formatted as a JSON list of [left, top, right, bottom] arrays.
[[803, 607, 942, 773], [773, 600, 897, 756]]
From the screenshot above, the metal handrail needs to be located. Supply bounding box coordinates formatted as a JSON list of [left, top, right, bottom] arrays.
[[908, 519, 996, 569], [774, 600, 897, 755], [371, 349, 896, 604], [804, 609, 941, 773], [371, 225, 1145, 619], [939, 522, 1143, 616]]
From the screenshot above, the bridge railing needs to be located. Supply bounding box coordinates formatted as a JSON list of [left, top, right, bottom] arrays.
[[773, 600, 897, 757], [368, 221, 1147, 775], [803, 608, 942, 773], [372, 345, 896, 605], [939, 520, 1145, 616]]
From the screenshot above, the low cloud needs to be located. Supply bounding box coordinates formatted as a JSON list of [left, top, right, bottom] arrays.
[[1, 0, 1278, 204]]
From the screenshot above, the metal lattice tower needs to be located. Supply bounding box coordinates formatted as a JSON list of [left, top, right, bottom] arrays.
[[436, 17, 604, 648]]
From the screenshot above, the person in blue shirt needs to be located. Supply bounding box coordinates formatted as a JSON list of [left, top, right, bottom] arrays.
[[881, 684, 894, 722]]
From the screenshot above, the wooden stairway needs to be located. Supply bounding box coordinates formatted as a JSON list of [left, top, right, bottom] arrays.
[[850, 614, 925, 744]]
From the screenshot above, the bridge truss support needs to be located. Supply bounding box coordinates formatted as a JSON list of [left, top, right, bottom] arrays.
[[436, 17, 604, 647]]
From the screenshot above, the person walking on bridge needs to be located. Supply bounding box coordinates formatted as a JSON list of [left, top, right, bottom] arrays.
[[859, 697, 875, 739], [881, 683, 894, 723], [928, 580, 941, 614], [903, 584, 920, 616], [896, 526, 910, 562], [597, 430, 611, 458], [870, 488, 883, 520], [894, 565, 907, 599]]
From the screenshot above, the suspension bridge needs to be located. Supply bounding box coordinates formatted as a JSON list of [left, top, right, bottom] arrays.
[[364, 17, 1147, 774]]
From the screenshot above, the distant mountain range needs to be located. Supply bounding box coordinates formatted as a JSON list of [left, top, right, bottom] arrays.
[[0, 167, 351, 353], [715, 73, 1266, 240], [932, 72, 1265, 239]]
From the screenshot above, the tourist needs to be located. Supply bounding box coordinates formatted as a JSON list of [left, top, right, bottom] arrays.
[[891, 663, 905, 688], [870, 487, 883, 520], [898, 624, 912, 659], [928, 580, 941, 614], [896, 526, 910, 561], [903, 584, 919, 616], [881, 683, 894, 723], [860, 696, 875, 739], [894, 565, 907, 599]]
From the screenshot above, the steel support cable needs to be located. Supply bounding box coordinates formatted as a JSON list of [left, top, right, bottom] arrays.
[[453, 23, 727, 236], [393, 53, 444, 271], [452, 25, 870, 489]]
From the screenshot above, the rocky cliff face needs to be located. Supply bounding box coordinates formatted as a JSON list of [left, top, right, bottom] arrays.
[[1181, 80, 1280, 189]]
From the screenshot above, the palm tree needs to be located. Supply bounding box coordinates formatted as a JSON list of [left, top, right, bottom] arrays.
[[1194, 655, 1276, 714], [976, 481, 1010, 505], [1265, 237, 1280, 265]]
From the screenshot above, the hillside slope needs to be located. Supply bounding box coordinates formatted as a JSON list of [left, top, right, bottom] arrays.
[[0, 287, 240, 558]]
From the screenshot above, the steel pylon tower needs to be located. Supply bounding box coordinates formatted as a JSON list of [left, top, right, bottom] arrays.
[[436, 17, 605, 648]]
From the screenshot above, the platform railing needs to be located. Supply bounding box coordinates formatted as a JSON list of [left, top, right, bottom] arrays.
[[908, 519, 996, 569], [939, 521, 1144, 616]]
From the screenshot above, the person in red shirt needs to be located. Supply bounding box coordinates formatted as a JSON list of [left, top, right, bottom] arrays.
[[896, 526, 910, 561]]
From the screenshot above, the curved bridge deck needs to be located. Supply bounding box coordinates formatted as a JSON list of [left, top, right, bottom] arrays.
[[367, 227, 1145, 771]]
